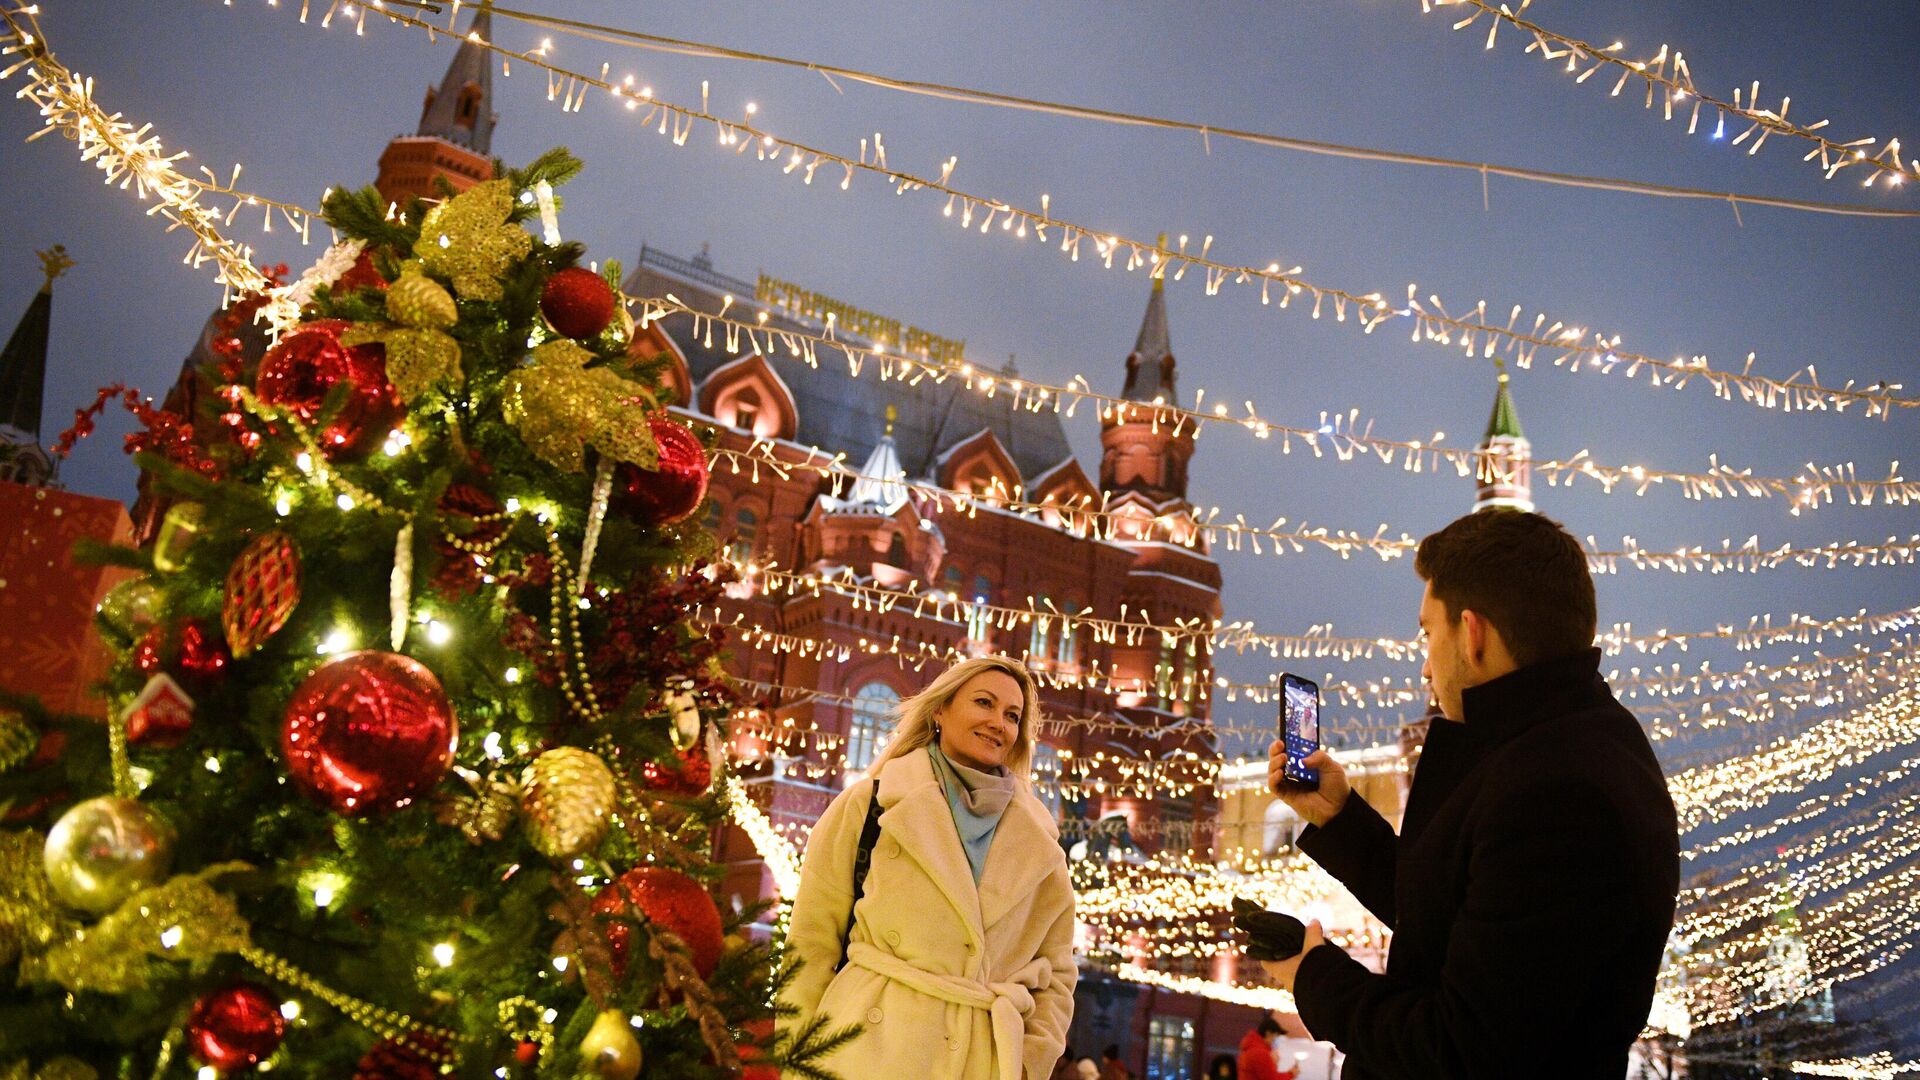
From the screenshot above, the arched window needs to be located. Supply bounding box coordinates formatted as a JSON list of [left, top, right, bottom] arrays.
[[843, 682, 900, 781], [729, 507, 758, 563], [967, 574, 993, 644], [941, 564, 964, 598], [726, 387, 761, 432], [456, 83, 483, 127], [1154, 634, 1177, 711], [885, 530, 907, 568], [1056, 597, 1079, 666], [701, 498, 723, 535], [1029, 593, 1052, 659]]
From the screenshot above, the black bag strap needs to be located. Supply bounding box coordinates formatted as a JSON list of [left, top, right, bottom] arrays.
[[836, 778, 884, 972]]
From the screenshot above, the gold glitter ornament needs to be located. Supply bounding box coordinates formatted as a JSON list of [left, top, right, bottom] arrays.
[[434, 767, 520, 844], [1, 1059, 97, 1080], [578, 1009, 642, 1080], [152, 502, 205, 573], [0, 829, 77, 966], [18, 864, 251, 994], [0, 708, 37, 774], [520, 747, 617, 859], [43, 796, 175, 914], [503, 340, 659, 473], [385, 270, 457, 330], [411, 180, 532, 301]]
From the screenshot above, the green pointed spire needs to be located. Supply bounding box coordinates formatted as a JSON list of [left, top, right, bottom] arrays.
[[1484, 369, 1525, 441]]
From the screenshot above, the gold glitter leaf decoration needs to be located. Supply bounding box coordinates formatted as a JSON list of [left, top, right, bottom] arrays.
[[503, 340, 659, 473], [411, 180, 533, 301], [0, 829, 77, 967], [17, 864, 252, 993], [344, 324, 463, 402]]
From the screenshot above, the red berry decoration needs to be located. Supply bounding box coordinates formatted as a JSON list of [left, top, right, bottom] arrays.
[[132, 618, 231, 687], [610, 416, 710, 528], [282, 651, 458, 817], [254, 319, 400, 458], [591, 867, 724, 979], [539, 266, 616, 339], [186, 982, 287, 1069]]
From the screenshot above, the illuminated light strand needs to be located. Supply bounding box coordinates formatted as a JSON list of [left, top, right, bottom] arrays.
[[0, 9, 307, 299], [1684, 751, 1920, 862], [664, 305, 1915, 516], [475, 0, 1920, 221], [722, 777, 801, 898], [1789, 1056, 1920, 1080], [1669, 682, 1920, 831], [703, 445, 1920, 574], [241, 1, 1918, 422], [1423, 0, 1918, 188], [712, 543, 1920, 663]]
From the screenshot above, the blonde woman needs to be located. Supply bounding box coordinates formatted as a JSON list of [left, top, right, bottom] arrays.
[[781, 656, 1077, 1079]]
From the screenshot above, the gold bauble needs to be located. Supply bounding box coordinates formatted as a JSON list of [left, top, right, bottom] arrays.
[[520, 748, 616, 860], [42, 797, 175, 915], [578, 1009, 642, 1080], [152, 503, 205, 574]]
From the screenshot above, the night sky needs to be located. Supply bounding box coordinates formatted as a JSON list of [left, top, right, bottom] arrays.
[[4, 0, 1916, 1052]]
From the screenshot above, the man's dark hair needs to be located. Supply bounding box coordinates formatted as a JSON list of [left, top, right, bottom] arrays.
[[1104, 1045, 1121, 1060], [1415, 510, 1596, 668], [1257, 1015, 1284, 1037]]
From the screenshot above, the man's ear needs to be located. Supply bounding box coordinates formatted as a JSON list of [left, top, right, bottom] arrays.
[[1460, 607, 1489, 665]]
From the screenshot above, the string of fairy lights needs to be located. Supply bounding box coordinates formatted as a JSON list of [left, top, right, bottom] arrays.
[[700, 446, 1920, 574], [229, 0, 1920, 421], [657, 304, 1917, 515], [8, 0, 1916, 1034], [449, 0, 1920, 221], [1418, 0, 1918, 189]]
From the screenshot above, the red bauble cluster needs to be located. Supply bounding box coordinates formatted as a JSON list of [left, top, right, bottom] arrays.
[[352, 1036, 447, 1080], [539, 266, 616, 339], [186, 982, 287, 1069], [254, 319, 400, 458], [641, 746, 711, 796], [132, 618, 231, 687], [281, 651, 457, 817], [610, 416, 710, 528], [592, 866, 724, 979]]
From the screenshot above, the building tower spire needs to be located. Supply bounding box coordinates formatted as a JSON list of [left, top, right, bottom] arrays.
[[1101, 264, 1195, 506], [1472, 362, 1534, 513], [0, 246, 69, 487], [374, 6, 499, 205]]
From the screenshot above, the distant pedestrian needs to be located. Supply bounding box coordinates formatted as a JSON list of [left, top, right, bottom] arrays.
[[1100, 1044, 1132, 1080], [1238, 1015, 1293, 1080]]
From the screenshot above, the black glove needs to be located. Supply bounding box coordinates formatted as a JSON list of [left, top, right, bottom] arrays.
[[1231, 897, 1307, 961]]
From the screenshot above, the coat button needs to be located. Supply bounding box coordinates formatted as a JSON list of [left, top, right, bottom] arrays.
[[866, 1007, 884, 1025], [964, 941, 976, 952], [885, 930, 901, 946], [885, 839, 900, 858]]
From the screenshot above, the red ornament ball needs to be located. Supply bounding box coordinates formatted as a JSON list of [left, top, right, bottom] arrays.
[[186, 982, 287, 1069], [539, 266, 616, 339], [254, 319, 400, 458], [132, 618, 231, 687], [592, 866, 724, 979], [282, 651, 457, 817], [610, 416, 710, 528], [641, 747, 711, 796]]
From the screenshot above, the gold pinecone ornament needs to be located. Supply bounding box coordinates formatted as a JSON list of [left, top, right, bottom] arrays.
[[520, 748, 616, 859]]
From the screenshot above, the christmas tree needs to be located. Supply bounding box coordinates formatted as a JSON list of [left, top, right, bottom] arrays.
[[0, 150, 853, 1078]]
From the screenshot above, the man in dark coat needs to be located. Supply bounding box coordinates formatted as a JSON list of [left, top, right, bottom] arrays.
[[1262, 510, 1679, 1078]]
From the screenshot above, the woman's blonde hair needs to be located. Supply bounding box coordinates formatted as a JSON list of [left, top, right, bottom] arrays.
[[868, 655, 1041, 778]]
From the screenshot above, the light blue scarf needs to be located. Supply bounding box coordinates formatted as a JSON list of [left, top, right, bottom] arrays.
[[927, 743, 1016, 884]]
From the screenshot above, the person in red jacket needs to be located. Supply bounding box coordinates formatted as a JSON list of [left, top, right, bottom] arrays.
[[1237, 1016, 1298, 1080]]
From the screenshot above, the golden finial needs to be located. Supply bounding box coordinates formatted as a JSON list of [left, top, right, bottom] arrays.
[[1494, 355, 1508, 383], [36, 245, 74, 293], [884, 402, 897, 437], [1153, 232, 1168, 292]]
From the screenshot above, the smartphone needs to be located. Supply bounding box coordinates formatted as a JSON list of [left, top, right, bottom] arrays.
[[1280, 673, 1320, 785]]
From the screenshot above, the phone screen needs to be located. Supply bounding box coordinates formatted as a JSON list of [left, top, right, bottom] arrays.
[[1281, 673, 1320, 785]]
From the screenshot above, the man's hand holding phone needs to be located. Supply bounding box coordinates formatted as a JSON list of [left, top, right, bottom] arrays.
[[1268, 745, 1350, 828]]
